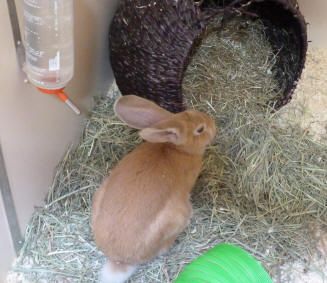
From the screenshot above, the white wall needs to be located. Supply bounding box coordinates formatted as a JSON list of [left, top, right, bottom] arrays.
[[298, 0, 327, 48], [0, 0, 118, 281]]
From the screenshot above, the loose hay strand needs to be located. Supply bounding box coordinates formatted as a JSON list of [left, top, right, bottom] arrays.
[[9, 15, 327, 283]]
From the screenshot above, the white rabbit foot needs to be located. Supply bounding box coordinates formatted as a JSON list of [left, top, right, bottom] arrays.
[[100, 261, 137, 283]]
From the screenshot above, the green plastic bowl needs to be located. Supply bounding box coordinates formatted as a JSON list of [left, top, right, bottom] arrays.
[[174, 244, 273, 283]]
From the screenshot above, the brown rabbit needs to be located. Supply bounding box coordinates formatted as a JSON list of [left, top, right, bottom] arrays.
[[91, 95, 216, 283]]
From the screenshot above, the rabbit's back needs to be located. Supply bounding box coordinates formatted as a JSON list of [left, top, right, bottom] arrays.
[[92, 142, 201, 264]]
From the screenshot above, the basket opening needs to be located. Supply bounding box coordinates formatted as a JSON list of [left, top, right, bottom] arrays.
[[182, 12, 284, 111], [189, 0, 306, 109], [248, 1, 306, 107]]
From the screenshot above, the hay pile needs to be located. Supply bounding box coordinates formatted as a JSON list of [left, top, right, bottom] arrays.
[[182, 16, 327, 281], [9, 16, 327, 283]]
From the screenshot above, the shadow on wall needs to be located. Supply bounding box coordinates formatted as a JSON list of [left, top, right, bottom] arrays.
[[69, 0, 119, 112]]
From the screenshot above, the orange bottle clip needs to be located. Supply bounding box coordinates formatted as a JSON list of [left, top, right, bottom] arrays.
[[37, 88, 80, 115]]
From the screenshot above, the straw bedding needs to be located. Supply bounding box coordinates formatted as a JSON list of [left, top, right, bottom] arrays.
[[9, 16, 327, 283]]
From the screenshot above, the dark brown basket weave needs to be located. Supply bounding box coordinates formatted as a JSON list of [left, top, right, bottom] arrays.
[[109, 0, 307, 113]]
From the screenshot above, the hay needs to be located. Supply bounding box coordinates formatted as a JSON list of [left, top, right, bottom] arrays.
[[9, 16, 327, 283], [182, 15, 327, 281]]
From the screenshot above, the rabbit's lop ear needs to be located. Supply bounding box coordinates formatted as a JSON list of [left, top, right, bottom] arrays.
[[140, 120, 186, 145], [114, 95, 172, 129]]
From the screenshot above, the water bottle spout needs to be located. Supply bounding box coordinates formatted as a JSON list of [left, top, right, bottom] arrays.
[[37, 88, 81, 115]]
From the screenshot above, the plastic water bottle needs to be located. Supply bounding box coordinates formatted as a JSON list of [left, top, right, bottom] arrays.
[[23, 0, 79, 114]]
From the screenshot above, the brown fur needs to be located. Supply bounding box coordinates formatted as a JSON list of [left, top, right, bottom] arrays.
[[91, 96, 216, 267]]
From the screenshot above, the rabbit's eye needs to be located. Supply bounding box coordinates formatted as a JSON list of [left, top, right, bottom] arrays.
[[195, 125, 205, 135]]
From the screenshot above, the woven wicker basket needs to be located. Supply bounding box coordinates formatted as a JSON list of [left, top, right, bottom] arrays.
[[109, 0, 307, 113]]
